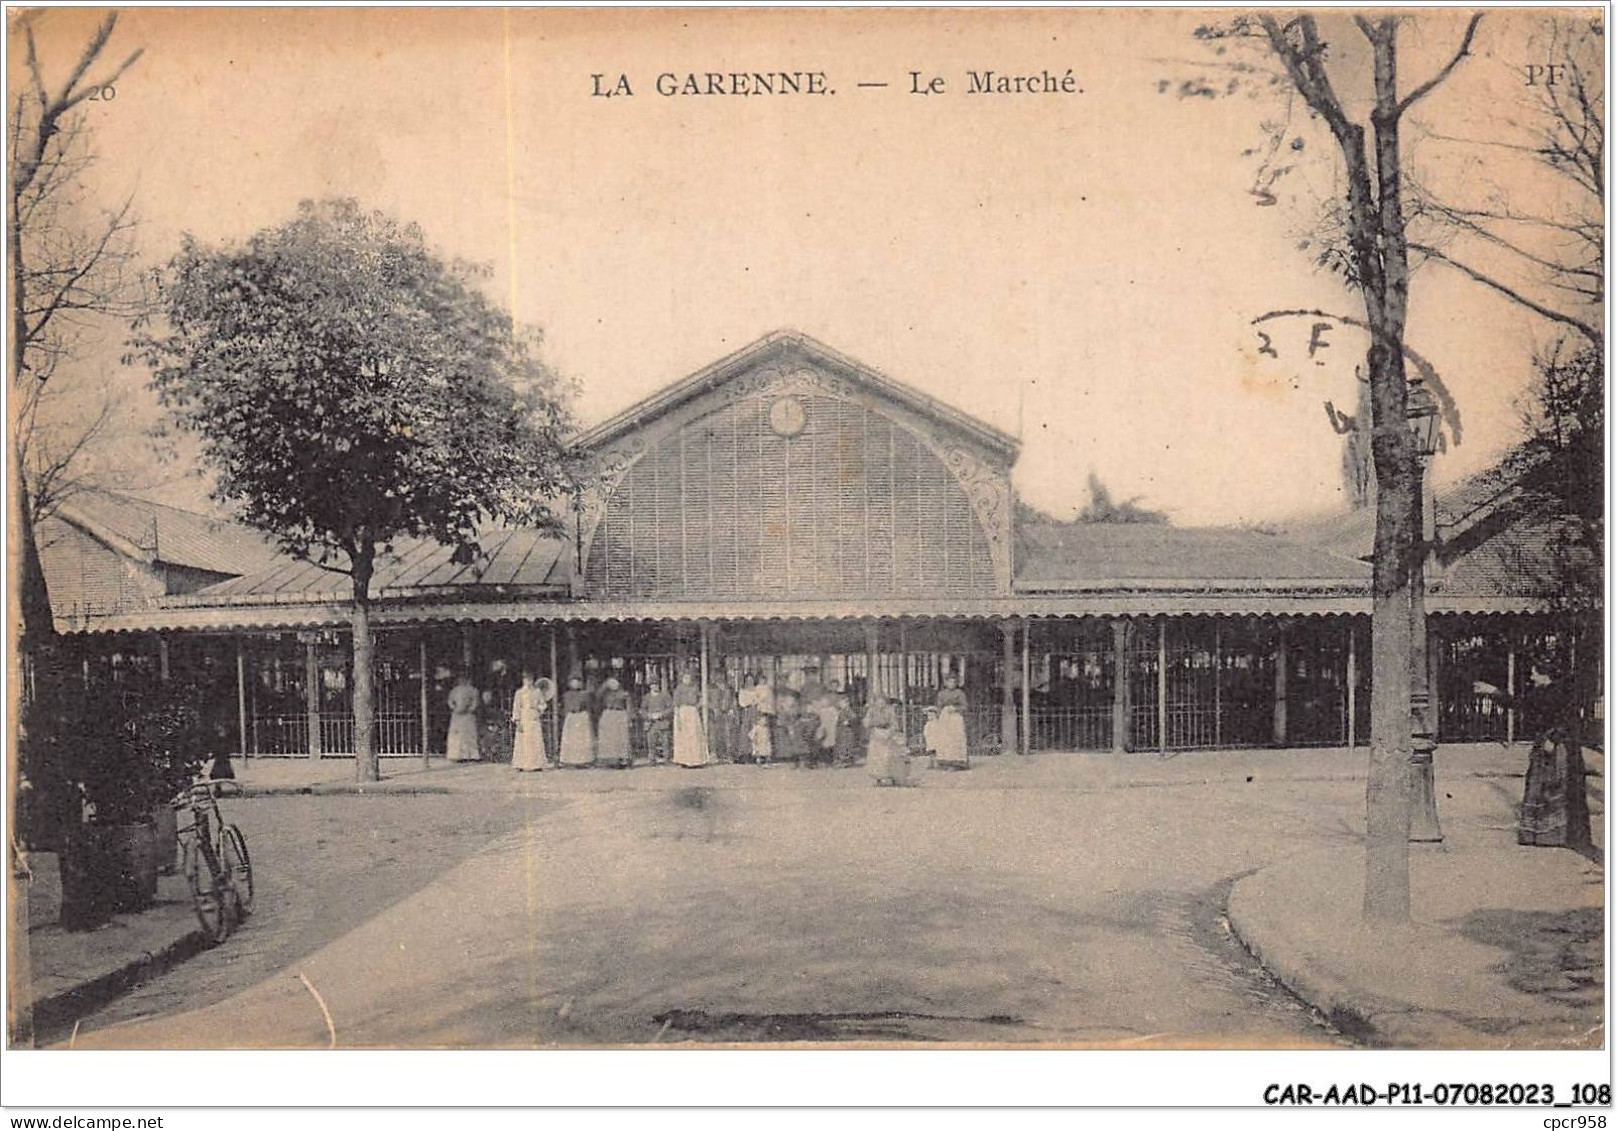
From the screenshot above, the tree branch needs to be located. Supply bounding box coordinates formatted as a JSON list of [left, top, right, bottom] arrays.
[[57, 47, 143, 116], [1432, 203, 1599, 241], [1395, 13, 1484, 118], [20, 194, 140, 346], [301, 552, 354, 579], [28, 392, 118, 521], [53, 14, 116, 108], [24, 26, 47, 113], [1408, 242, 1602, 345], [1259, 15, 1352, 136], [1426, 203, 1602, 280], [1258, 14, 1387, 309]]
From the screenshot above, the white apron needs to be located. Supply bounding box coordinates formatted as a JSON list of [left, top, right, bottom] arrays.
[[933, 708, 969, 767], [867, 728, 909, 785], [597, 709, 632, 766], [559, 711, 594, 766], [672, 704, 711, 767]]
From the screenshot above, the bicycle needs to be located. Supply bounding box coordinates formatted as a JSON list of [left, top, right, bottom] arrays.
[[173, 780, 253, 944]]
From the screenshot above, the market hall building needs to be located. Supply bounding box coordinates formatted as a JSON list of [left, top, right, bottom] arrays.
[[44, 331, 1556, 762]]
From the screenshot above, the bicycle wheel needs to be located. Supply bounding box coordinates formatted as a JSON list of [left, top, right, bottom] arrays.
[[223, 824, 254, 918], [187, 843, 231, 945]]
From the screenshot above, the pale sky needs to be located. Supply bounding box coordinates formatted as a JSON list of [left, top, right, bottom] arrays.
[[15, 6, 1601, 526]]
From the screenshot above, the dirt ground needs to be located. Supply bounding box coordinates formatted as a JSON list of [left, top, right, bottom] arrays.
[[68, 762, 1385, 1048]]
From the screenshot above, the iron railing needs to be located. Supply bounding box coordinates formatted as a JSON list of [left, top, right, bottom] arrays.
[[1029, 706, 1112, 752], [248, 711, 423, 757]]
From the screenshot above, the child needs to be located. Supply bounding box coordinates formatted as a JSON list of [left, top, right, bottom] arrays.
[[812, 693, 840, 769], [749, 715, 773, 765], [641, 681, 673, 765]]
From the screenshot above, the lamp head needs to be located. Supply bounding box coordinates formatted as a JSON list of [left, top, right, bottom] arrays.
[[1405, 381, 1441, 458]]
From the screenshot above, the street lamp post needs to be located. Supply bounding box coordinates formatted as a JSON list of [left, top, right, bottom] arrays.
[[1407, 381, 1443, 843]]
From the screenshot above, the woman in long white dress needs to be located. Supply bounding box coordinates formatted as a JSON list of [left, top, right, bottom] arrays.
[[671, 671, 712, 767], [445, 675, 481, 763], [558, 676, 595, 767], [933, 677, 971, 769], [510, 671, 552, 772]]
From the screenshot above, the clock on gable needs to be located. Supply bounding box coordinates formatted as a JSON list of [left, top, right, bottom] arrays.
[[768, 395, 807, 438]]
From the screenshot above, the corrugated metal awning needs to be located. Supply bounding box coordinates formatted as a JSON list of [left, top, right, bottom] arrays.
[[61, 593, 1545, 635], [57, 572, 1542, 636]]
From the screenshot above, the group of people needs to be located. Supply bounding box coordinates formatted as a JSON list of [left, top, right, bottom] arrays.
[[442, 667, 974, 786], [733, 673, 859, 768]]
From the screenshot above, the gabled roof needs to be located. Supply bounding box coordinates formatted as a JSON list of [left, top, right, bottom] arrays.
[[53, 489, 284, 577], [572, 329, 1020, 461], [1015, 521, 1371, 590], [170, 526, 572, 607], [37, 518, 164, 624]]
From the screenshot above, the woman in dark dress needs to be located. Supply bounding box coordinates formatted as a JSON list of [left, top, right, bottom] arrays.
[[558, 676, 595, 767], [596, 677, 633, 768], [775, 690, 806, 766], [832, 688, 860, 767], [1519, 729, 1570, 845], [710, 678, 740, 763], [1515, 673, 1590, 848]]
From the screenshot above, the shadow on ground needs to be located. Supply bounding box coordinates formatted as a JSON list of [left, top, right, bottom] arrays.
[[1454, 906, 1604, 1011], [58, 791, 557, 1043]]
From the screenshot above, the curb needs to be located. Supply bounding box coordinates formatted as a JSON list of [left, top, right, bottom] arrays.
[[33, 925, 210, 1042], [239, 784, 452, 798], [1226, 847, 1608, 1051], [1224, 868, 1384, 1045]]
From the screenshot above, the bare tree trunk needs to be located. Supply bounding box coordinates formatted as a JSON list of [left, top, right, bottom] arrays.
[[10, 159, 54, 657], [351, 551, 377, 783], [7, 447, 44, 1047], [1250, 12, 1488, 918], [1364, 443, 1415, 919], [9, 189, 51, 1053], [1362, 19, 1420, 920]]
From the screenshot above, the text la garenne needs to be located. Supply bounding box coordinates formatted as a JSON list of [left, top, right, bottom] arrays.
[[590, 70, 1082, 98]]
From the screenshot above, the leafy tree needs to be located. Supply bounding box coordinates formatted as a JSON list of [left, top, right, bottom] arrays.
[[1497, 343, 1602, 847], [1075, 472, 1170, 525], [131, 199, 576, 782]]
